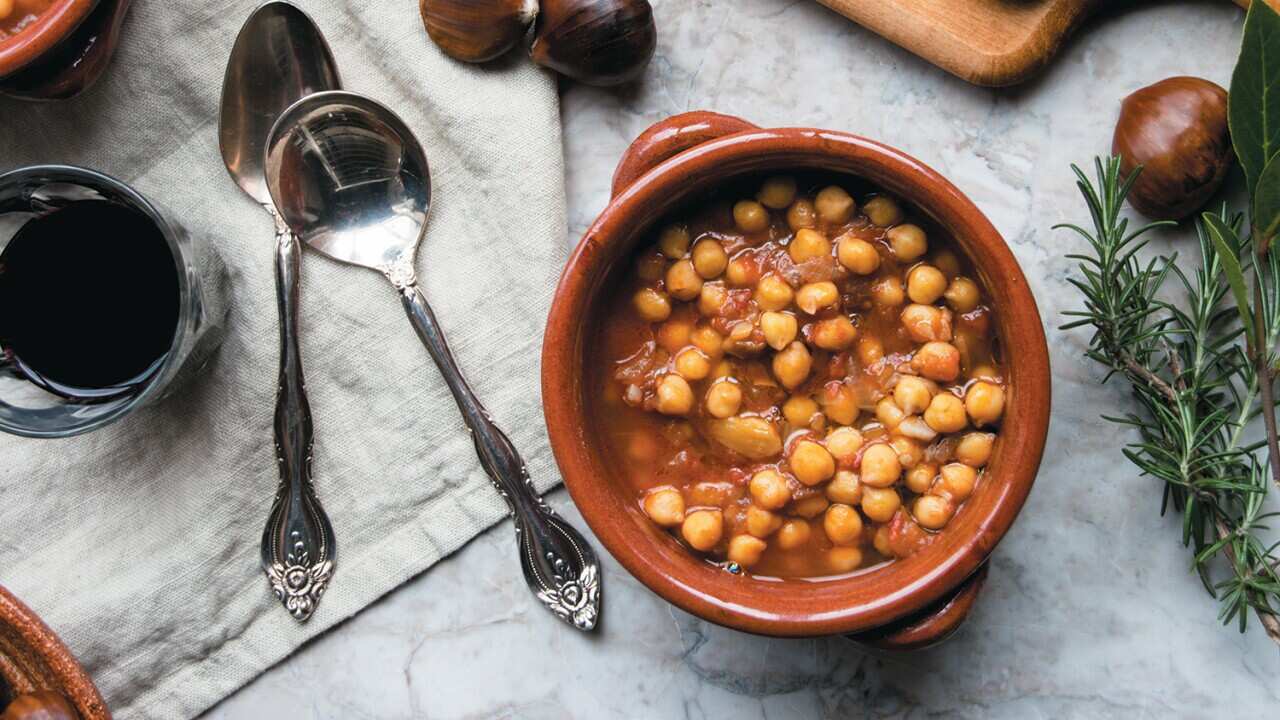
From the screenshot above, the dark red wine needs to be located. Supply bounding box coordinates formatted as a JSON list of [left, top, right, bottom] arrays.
[[0, 201, 179, 399]]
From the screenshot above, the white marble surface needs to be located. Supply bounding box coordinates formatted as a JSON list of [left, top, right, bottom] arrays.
[[204, 1, 1280, 717]]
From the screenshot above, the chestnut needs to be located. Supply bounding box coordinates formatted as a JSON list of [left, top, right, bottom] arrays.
[[1112, 76, 1233, 220], [420, 0, 538, 63], [0, 692, 78, 720], [529, 0, 657, 86]]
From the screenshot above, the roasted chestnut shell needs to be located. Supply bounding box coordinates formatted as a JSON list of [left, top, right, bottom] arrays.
[[1112, 76, 1233, 220], [529, 0, 657, 86], [0, 691, 79, 720], [421, 0, 538, 63]]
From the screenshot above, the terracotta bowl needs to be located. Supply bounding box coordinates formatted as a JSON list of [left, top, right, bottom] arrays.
[[0, 584, 108, 718], [0, 0, 132, 101], [542, 111, 1051, 643]]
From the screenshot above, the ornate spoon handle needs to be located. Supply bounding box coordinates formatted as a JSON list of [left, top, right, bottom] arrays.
[[262, 210, 335, 622], [389, 262, 601, 631]]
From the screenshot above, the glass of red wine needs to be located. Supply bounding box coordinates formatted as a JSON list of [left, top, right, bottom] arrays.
[[0, 165, 228, 437]]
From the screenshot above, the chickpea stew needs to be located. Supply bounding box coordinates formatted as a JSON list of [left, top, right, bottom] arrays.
[[589, 174, 1006, 579], [0, 0, 53, 40]]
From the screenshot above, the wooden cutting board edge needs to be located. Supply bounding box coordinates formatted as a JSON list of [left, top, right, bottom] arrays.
[[815, 0, 1253, 88]]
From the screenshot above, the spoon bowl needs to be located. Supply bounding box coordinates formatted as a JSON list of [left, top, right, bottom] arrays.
[[264, 91, 431, 274]]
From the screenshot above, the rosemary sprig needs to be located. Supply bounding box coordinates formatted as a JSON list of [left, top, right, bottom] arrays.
[[1061, 157, 1280, 643]]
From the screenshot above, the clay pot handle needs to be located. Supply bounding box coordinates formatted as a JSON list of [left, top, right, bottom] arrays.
[[611, 111, 759, 198], [850, 562, 989, 650]]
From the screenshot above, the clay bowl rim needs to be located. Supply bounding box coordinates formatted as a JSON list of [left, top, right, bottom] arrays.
[[542, 126, 1051, 637], [0, 584, 108, 718], [0, 0, 96, 78]]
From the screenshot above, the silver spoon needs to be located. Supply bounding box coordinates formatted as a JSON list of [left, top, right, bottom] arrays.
[[263, 91, 602, 631], [219, 1, 340, 622]]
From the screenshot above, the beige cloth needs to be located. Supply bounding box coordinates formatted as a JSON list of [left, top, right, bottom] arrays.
[[0, 2, 566, 718]]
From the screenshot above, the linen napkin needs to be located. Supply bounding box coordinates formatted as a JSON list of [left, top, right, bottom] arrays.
[[0, 2, 566, 718]]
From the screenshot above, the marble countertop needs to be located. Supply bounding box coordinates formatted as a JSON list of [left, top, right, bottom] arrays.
[[205, 1, 1279, 717]]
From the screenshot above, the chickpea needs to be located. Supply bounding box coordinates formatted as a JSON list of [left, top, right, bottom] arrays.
[[733, 199, 769, 233], [820, 382, 858, 425], [674, 347, 712, 381], [755, 274, 795, 312], [966, 381, 1006, 426], [857, 336, 885, 366], [871, 276, 905, 307], [772, 341, 812, 389], [795, 281, 839, 314], [913, 494, 953, 530], [692, 239, 729, 279], [900, 303, 953, 343], [864, 196, 903, 227], [658, 225, 691, 258], [827, 546, 864, 573], [643, 487, 686, 527], [633, 287, 671, 322], [705, 379, 743, 419], [906, 264, 948, 305], [875, 396, 906, 430], [656, 374, 695, 415], [887, 223, 927, 261], [938, 462, 978, 501], [636, 252, 666, 282], [695, 283, 726, 317], [0, 0, 14, 21], [783, 395, 820, 428], [891, 436, 924, 469], [656, 319, 693, 352], [893, 375, 933, 415], [746, 505, 783, 538], [691, 326, 724, 359], [791, 494, 830, 518], [837, 235, 881, 275], [955, 432, 995, 467], [815, 186, 855, 224], [944, 276, 981, 313], [665, 259, 703, 301], [681, 510, 724, 551], [873, 524, 894, 557], [824, 504, 864, 545], [826, 470, 863, 505], [790, 440, 836, 486], [811, 316, 857, 351], [905, 463, 937, 494], [859, 443, 902, 487], [787, 198, 817, 230], [932, 249, 962, 278], [725, 256, 758, 287], [789, 228, 831, 264], [758, 175, 797, 209], [727, 534, 768, 567], [761, 311, 799, 350], [825, 427, 864, 463], [970, 363, 1001, 382], [924, 392, 967, 433], [775, 519, 812, 549], [913, 341, 961, 382], [860, 486, 901, 522], [749, 469, 792, 510]]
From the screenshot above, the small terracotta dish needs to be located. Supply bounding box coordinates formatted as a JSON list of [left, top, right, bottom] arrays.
[[542, 111, 1050, 643], [0, 0, 132, 101], [0, 584, 108, 718]]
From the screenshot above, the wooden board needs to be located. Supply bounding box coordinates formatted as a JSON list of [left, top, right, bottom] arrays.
[[816, 0, 1255, 87]]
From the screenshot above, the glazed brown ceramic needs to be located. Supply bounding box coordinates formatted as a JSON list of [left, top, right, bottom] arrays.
[[0, 0, 132, 101], [543, 110, 1051, 639], [0, 584, 109, 719]]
